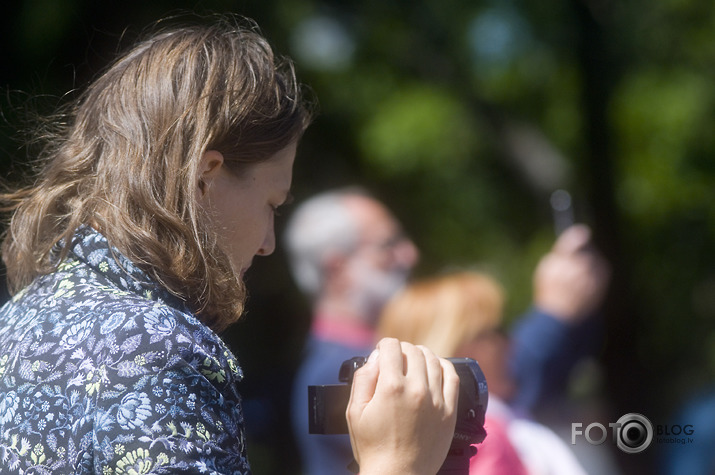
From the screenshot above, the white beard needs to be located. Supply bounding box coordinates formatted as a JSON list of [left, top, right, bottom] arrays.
[[346, 259, 410, 324]]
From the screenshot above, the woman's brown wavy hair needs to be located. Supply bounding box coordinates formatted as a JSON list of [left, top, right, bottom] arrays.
[[0, 16, 313, 332]]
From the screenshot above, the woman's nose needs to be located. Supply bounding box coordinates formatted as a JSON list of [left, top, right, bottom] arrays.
[[257, 222, 276, 256]]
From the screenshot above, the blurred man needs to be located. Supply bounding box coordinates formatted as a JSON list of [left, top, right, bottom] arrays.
[[285, 188, 419, 475]]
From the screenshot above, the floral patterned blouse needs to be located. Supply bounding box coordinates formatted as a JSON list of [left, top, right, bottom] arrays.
[[0, 227, 250, 474]]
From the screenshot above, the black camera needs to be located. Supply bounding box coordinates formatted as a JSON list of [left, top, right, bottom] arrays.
[[308, 356, 488, 475]]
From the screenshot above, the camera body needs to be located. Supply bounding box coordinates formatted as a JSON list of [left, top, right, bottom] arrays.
[[308, 356, 489, 474]]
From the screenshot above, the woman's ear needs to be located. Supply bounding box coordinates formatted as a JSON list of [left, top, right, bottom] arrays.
[[197, 150, 225, 197]]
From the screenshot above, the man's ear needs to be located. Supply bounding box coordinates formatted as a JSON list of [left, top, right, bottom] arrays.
[[197, 150, 225, 197]]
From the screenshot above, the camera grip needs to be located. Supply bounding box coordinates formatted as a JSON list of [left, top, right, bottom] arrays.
[[308, 384, 351, 434]]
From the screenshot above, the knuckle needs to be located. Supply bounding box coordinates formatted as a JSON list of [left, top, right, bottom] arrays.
[[404, 382, 430, 404], [381, 378, 405, 396]]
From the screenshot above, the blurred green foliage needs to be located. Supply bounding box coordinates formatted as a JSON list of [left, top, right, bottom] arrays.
[[1, 0, 714, 473]]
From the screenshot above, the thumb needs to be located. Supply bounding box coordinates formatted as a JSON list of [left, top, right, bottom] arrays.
[[346, 350, 379, 464], [347, 350, 380, 416], [553, 224, 591, 254], [348, 350, 380, 411]]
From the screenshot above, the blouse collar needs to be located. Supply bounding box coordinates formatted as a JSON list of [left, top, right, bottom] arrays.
[[68, 226, 189, 312]]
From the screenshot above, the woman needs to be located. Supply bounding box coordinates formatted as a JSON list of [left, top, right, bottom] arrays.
[[378, 271, 587, 475], [0, 16, 458, 474]]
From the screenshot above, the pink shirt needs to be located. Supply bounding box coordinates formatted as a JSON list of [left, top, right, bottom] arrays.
[[470, 414, 528, 475], [311, 314, 376, 349]]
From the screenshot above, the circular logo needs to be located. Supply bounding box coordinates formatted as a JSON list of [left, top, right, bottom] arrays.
[[615, 413, 653, 453]]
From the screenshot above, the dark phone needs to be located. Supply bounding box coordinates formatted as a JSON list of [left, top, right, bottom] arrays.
[[550, 189, 574, 235]]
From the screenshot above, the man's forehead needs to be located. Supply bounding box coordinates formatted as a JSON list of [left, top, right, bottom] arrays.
[[343, 195, 400, 235]]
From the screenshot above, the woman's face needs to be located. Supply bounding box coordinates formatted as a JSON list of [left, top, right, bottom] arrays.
[[198, 142, 297, 277], [457, 331, 516, 401]]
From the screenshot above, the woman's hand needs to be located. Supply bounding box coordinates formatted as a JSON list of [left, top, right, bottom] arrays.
[[346, 337, 459, 475]]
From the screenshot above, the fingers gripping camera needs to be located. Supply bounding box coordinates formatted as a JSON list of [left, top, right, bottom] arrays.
[[308, 356, 489, 474]]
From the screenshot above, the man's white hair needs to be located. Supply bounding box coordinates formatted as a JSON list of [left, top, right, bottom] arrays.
[[283, 188, 368, 297]]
